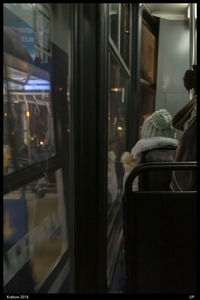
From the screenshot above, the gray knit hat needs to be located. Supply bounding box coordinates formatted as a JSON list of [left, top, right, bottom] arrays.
[[141, 109, 176, 139]]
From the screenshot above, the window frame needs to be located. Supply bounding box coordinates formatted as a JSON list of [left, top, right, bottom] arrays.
[[107, 4, 133, 289], [109, 3, 132, 72]]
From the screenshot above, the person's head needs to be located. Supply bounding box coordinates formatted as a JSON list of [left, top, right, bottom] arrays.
[[141, 109, 176, 139], [183, 65, 197, 92]]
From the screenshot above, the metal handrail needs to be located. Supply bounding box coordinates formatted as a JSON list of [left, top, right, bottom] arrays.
[[124, 161, 197, 194]]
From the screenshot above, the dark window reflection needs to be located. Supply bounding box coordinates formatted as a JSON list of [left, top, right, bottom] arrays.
[[109, 4, 120, 49], [107, 53, 129, 209], [107, 53, 129, 285], [141, 22, 157, 84], [120, 3, 131, 67], [3, 4, 55, 175], [3, 3, 71, 294]]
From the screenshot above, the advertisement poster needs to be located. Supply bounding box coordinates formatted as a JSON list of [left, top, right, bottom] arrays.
[[4, 170, 67, 293]]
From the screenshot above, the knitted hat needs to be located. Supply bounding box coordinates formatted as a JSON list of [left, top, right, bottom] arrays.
[[141, 109, 176, 139]]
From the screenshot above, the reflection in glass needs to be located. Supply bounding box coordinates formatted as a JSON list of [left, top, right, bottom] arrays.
[[107, 53, 130, 287], [3, 169, 68, 293], [120, 3, 131, 67], [3, 78, 55, 174], [108, 54, 129, 197], [3, 3, 72, 294], [109, 3, 120, 49], [141, 23, 157, 84], [3, 3, 55, 175], [107, 151, 118, 208], [139, 84, 156, 137]]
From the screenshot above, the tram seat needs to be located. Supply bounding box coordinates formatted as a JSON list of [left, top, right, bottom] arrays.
[[139, 147, 176, 191], [123, 162, 197, 293]]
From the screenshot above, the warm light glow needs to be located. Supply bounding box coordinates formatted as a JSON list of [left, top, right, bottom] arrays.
[[4, 113, 7, 117], [117, 126, 123, 131], [111, 88, 122, 92], [11, 131, 15, 136], [26, 111, 30, 117], [40, 141, 44, 145], [59, 88, 63, 92]]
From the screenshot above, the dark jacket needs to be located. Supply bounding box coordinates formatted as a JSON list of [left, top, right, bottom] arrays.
[[171, 118, 197, 191], [171, 94, 197, 191]]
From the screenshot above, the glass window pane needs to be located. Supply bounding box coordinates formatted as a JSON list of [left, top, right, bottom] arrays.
[[141, 22, 157, 84], [107, 53, 129, 286], [3, 3, 72, 293], [4, 169, 68, 293], [108, 55, 129, 205], [139, 84, 156, 138], [120, 3, 131, 67], [109, 3, 120, 49], [3, 4, 55, 175]]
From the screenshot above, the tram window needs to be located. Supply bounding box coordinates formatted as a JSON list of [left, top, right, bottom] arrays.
[[120, 3, 131, 67], [108, 53, 129, 208], [141, 22, 157, 85], [3, 168, 68, 292], [139, 84, 156, 138], [107, 52, 129, 286], [109, 4, 120, 49], [3, 4, 55, 175]]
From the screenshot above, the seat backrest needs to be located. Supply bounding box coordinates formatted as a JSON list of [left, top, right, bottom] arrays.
[[124, 162, 197, 293], [139, 147, 176, 191]]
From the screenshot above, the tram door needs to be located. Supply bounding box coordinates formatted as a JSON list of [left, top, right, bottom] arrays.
[[3, 3, 73, 293], [107, 4, 132, 289]]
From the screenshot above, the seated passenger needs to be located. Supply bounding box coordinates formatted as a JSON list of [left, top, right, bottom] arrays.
[[170, 65, 197, 191], [121, 109, 178, 191]]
